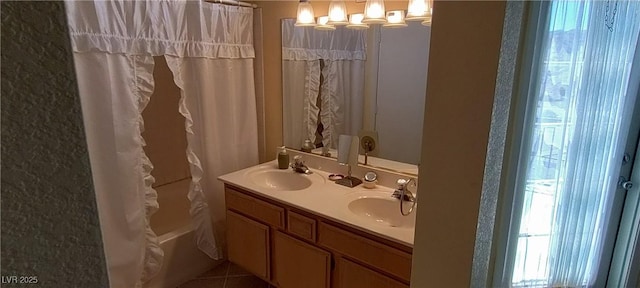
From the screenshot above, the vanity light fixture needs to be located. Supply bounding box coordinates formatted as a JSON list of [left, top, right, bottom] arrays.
[[421, 10, 433, 26], [362, 0, 387, 24], [295, 0, 316, 27], [383, 10, 407, 27], [296, 0, 431, 29], [406, 0, 429, 21], [420, 0, 433, 26], [346, 13, 369, 29], [327, 0, 349, 25], [315, 16, 337, 30]]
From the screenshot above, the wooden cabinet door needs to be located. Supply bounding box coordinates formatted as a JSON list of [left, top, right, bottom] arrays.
[[273, 231, 330, 288], [226, 210, 270, 280], [334, 257, 409, 288]]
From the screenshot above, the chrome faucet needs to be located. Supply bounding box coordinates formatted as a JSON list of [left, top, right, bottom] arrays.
[[392, 179, 416, 201], [290, 155, 312, 174], [392, 178, 417, 215]]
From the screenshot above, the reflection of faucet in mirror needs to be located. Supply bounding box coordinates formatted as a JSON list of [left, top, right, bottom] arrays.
[[335, 135, 362, 188], [281, 18, 430, 169]]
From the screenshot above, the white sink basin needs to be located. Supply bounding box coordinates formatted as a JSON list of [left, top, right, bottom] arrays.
[[247, 168, 323, 191], [347, 194, 416, 228]]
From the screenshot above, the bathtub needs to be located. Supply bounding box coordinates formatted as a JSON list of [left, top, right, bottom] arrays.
[[144, 178, 223, 288]]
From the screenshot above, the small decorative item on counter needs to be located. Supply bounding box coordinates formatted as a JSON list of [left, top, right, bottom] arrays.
[[328, 174, 345, 181], [301, 139, 314, 153], [277, 146, 289, 169], [363, 171, 378, 189]]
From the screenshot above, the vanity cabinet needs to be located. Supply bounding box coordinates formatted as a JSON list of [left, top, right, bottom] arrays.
[[224, 184, 412, 287]]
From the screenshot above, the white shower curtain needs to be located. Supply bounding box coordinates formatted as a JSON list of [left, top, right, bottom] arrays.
[[165, 56, 258, 259], [66, 1, 256, 287], [281, 18, 365, 149], [74, 52, 160, 288]]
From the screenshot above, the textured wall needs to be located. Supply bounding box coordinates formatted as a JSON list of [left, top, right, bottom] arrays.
[[1, 2, 109, 287], [472, 2, 526, 286]]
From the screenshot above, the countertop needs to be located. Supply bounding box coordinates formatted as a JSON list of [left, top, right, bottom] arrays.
[[218, 161, 415, 247]]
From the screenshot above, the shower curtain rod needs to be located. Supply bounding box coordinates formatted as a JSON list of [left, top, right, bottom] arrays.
[[204, 0, 258, 8]]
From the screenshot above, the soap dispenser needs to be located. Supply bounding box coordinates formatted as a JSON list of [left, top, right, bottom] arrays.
[[277, 146, 289, 169]]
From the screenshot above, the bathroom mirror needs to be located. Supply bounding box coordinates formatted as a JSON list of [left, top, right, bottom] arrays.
[[281, 18, 430, 174]]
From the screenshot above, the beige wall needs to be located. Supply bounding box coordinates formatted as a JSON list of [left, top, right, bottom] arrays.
[[254, 1, 408, 160], [142, 56, 191, 186], [411, 1, 506, 287]]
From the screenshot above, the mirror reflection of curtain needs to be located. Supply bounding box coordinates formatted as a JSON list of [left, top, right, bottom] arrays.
[[66, 1, 257, 287], [283, 60, 321, 148], [282, 19, 366, 150], [320, 60, 365, 149]]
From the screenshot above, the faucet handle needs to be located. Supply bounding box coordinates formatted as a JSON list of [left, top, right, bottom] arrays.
[[396, 178, 409, 189], [293, 155, 304, 164], [397, 178, 417, 194]]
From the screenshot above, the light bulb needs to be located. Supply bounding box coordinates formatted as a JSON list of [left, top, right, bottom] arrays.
[[347, 13, 369, 29], [421, 7, 433, 26], [406, 0, 429, 21], [362, 0, 387, 24], [295, 1, 316, 27], [327, 1, 349, 25], [315, 16, 336, 30], [367, 3, 384, 18], [384, 10, 407, 27]]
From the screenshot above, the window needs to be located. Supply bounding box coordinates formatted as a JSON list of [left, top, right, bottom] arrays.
[[502, 1, 640, 286]]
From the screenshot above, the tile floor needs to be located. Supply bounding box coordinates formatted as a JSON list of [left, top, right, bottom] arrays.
[[177, 261, 271, 288]]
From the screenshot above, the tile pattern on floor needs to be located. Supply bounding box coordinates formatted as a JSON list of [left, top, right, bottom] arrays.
[[177, 261, 272, 288]]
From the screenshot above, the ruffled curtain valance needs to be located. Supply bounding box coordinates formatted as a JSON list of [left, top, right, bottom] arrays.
[[66, 0, 254, 58], [281, 19, 366, 61]]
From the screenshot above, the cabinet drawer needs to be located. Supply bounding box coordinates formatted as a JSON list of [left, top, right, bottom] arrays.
[[335, 257, 409, 288], [225, 186, 285, 229], [318, 222, 412, 282], [287, 210, 317, 242]]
